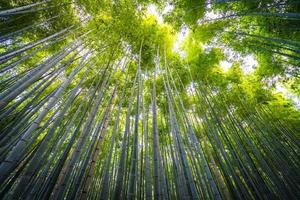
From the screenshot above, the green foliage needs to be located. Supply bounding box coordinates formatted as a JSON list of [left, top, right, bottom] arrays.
[[0, 1, 299, 199]]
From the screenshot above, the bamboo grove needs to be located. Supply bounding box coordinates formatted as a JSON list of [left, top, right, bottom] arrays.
[[0, 0, 299, 199]]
